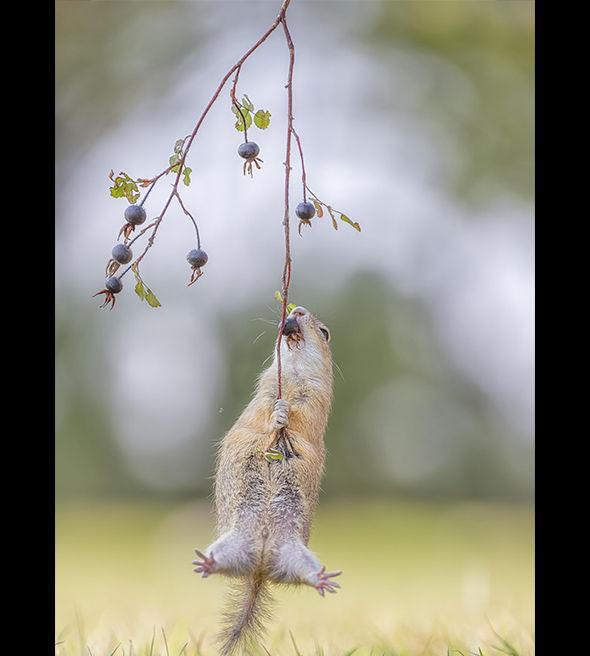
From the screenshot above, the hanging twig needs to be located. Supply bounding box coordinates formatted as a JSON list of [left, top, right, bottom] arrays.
[[275, 13, 295, 401], [98, 0, 359, 316]]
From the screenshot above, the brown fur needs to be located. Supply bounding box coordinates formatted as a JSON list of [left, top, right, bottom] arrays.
[[198, 307, 335, 655]]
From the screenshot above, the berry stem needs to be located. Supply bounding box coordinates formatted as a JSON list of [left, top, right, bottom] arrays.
[[291, 126, 307, 203], [230, 66, 249, 142], [139, 180, 157, 207], [174, 190, 201, 250]]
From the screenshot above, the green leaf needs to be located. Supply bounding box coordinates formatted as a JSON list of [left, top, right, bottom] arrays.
[[132, 267, 161, 308], [241, 95, 254, 111], [235, 110, 252, 132], [339, 213, 361, 232], [169, 154, 179, 166], [183, 167, 192, 187], [109, 171, 140, 204], [134, 280, 146, 300], [133, 268, 147, 300], [145, 288, 162, 308], [264, 448, 284, 462], [275, 291, 297, 314], [253, 110, 271, 129], [174, 139, 184, 154]]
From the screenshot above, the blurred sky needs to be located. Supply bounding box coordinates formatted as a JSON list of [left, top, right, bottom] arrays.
[[56, 0, 534, 500]]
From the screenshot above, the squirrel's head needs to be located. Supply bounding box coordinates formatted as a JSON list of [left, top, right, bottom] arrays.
[[280, 306, 332, 365]]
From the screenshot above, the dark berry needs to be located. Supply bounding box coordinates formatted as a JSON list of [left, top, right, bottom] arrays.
[[295, 201, 316, 221], [112, 243, 133, 264], [238, 141, 260, 159], [124, 204, 147, 226], [105, 276, 123, 294], [187, 248, 208, 268]]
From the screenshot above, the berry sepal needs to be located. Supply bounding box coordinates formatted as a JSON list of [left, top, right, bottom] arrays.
[[238, 142, 263, 178], [186, 248, 208, 287], [92, 276, 123, 310]]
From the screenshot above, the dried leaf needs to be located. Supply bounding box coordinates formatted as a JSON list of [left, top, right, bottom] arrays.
[[328, 207, 338, 230], [312, 200, 323, 218]]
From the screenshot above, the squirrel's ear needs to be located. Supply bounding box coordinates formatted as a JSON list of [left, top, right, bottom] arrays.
[[319, 325, 331, 343]]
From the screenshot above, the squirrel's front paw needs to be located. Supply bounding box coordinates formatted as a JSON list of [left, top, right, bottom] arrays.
[[271, 399, 290, 431]]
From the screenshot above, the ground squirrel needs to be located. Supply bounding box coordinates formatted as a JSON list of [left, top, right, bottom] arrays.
[[193, 305, 341, 655]]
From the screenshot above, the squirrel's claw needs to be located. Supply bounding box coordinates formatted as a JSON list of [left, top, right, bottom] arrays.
[[192, 549, 216, 578]]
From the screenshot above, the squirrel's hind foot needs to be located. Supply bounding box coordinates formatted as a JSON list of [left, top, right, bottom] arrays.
[[313, 566, 342, 597], [192, 549, 216, 578]]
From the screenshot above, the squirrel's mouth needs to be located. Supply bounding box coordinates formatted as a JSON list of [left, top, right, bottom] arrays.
[[282, 316, 304, 349]]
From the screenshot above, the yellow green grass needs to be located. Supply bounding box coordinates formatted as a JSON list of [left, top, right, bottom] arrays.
[[56, 499, 533, 655]]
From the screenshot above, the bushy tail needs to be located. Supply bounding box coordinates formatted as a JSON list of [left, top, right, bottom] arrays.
[[217, 571, 273, 656]]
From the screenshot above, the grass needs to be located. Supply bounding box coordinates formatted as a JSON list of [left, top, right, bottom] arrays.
[[56, 498, 533, 655]]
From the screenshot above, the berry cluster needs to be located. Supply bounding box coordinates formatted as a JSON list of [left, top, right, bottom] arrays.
[[95, 10, 360, 313], [94, 195, 209, 309]]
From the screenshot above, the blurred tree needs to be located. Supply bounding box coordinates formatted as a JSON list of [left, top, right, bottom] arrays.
[[56, 1, 210, 167], [56, 303, 136, 497], [364, 1, 534, 205]]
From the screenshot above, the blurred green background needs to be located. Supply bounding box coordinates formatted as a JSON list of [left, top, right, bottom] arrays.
[[56, 1, 533, 654]]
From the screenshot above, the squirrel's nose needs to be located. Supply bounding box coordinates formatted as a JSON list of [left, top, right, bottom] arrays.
[[289, 306, 307, 317], [282, 316, 300, 336]]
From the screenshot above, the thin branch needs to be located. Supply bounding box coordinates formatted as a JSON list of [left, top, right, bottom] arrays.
[[126, 219, 159, 248], [305, 184, 348, 217], [129, 0, 293, 274], [276, 13, 295, 401]]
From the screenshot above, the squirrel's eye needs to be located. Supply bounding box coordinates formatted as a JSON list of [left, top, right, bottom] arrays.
[[320, 327, 330, 342]]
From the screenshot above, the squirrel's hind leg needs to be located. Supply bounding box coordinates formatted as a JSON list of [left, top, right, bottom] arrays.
[[193, 531, 256, 578], [269, 540, 342, 596]]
